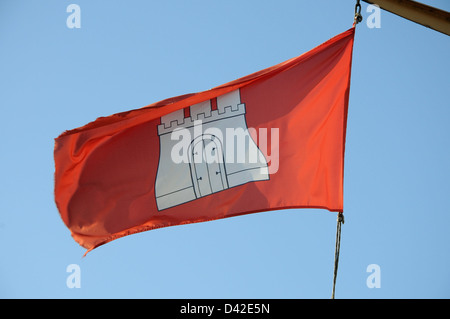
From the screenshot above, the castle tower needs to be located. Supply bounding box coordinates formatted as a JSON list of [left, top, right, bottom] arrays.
[[155, 89, 269, 211]]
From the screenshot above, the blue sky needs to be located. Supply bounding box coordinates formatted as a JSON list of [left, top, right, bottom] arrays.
[[0, 0, 449, 298]]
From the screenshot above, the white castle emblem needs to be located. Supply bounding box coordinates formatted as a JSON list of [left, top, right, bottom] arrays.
[[155, 89, 269, 211]]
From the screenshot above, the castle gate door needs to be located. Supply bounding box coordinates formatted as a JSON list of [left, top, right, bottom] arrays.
[[190, 135, 228, 198]]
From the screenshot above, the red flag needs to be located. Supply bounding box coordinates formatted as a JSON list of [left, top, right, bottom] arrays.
[[54, 28, 355, 254]]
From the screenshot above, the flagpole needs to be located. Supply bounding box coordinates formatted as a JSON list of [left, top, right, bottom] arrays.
[[331, 212, 344, 299], [362, 0, 450, 36]]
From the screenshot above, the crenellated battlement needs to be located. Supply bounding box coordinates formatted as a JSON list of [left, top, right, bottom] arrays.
[[154, 88, 269, 211], [158, 89, 246, 136]]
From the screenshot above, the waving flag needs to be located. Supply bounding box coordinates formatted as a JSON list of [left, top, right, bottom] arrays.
[[54, 28, 355, 254]]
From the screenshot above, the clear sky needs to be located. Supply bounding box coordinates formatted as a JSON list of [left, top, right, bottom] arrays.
[[0, 0, 449, 299]]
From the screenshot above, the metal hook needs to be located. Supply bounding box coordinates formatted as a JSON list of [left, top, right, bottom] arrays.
[[354, 0, 363, 24]]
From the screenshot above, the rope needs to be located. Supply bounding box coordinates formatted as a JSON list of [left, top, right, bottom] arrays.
[[331, 212, 344, 299], [331, 0, 357, 298]]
